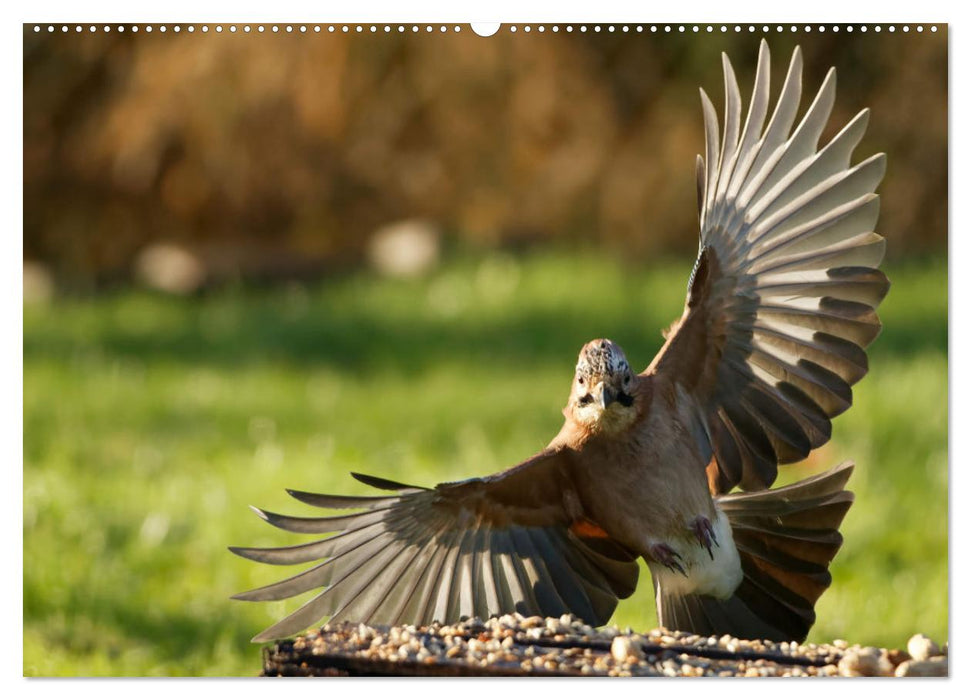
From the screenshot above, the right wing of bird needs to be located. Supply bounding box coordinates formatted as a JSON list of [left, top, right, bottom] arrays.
[[647, 40, 889, 494], [230, 448, 639, 642]]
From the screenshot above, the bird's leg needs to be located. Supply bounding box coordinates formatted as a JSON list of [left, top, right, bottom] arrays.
[[648, 543, 687, 577], [690, 515, 719, 560]]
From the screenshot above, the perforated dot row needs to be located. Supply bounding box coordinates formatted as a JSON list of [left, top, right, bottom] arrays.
[[505, 24, 937, 34], [30, 24, 940, 35], [30, 24, 467, 34]]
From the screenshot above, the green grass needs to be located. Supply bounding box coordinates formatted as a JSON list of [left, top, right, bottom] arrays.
[[23, 250, 947, 675]]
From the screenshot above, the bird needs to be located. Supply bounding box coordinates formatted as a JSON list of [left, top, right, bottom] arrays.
[[230, 40, 889, 644]]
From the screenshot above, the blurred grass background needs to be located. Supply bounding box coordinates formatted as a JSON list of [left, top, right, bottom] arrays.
[[23, 24, 947, 676], [24, 252, 947, 675]]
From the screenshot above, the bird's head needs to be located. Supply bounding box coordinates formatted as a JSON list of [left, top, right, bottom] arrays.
[[569, 338, 638, 434]]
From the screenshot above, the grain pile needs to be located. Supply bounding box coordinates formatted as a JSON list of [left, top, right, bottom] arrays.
[[260, 614, 948, 677]]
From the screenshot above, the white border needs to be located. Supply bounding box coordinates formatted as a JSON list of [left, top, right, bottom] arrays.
[[7, 1, 961, 698]]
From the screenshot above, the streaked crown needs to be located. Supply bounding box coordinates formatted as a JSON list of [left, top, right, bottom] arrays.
[[576, 338, 630, 381]]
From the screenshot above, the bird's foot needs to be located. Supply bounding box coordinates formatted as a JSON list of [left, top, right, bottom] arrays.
[[690, 515, 719, 560], [649, 542, 687, 577]]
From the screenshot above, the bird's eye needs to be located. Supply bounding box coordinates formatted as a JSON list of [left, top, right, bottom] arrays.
[[578, 377, 585, 386], [624, 374, 632, 385]]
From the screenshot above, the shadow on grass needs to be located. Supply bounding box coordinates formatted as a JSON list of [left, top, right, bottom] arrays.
[[23, 289, 945, 377], [24, 303, 663, 375]]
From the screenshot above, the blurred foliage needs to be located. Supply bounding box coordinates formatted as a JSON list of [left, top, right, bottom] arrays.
[[23, 26, 946, 288], [23, 252, 946, 675]]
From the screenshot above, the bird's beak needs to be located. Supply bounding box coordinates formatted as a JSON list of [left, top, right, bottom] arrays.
[[596, 382, 617, 410]]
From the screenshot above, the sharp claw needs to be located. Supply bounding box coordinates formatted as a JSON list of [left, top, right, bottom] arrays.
[[690, 515, 719, 560], [649, 543, 688, 578]]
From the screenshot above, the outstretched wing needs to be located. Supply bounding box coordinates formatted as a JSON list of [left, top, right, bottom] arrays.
[[230, 448, 639, 642], [648, 40, 889, 494]]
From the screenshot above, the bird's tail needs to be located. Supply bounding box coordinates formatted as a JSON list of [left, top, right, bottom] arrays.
[[654, 461, 855, 642]]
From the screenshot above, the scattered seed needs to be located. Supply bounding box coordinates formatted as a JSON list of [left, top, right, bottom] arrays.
[[260, 617, 948, 677]]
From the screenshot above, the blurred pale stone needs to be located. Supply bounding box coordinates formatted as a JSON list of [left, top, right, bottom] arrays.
[[134, 242, 206, 294], [610, 635, 642, 663], [367, 220, 440, 279], [838, 647, 883, 676], [907, 633, 940, 661], [876, 650, 896, 676], [895, 657, 948, 677], [23, 261, 54, 304]]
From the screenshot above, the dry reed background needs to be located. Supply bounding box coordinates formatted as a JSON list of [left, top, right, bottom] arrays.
[[24, 26, 946, 288]]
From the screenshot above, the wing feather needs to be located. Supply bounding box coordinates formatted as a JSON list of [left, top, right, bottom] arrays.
[[726, 42, 771, 200], [649, 40, 888, 493], [231, 448, 639, 640], [510, 526, 568, 617], [738, 47, 804, 210]]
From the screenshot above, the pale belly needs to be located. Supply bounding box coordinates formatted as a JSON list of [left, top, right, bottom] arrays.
[[651, 507, 743, 600]]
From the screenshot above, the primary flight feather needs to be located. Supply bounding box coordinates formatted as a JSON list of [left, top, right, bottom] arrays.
[[231, 40, 888, 644]]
